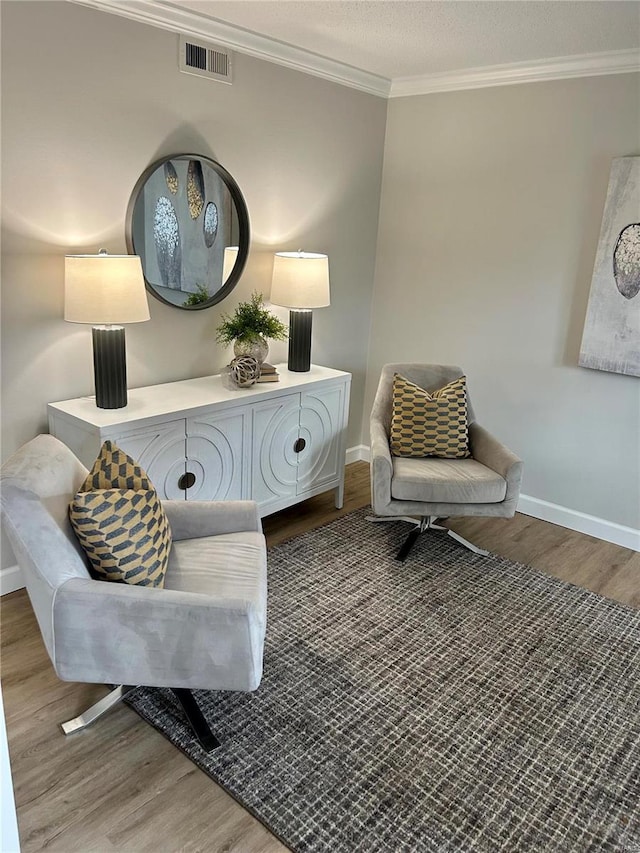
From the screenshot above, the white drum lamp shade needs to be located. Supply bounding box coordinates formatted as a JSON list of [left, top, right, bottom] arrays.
[[64, 251, 150, 409], [271, 252, 330, 371], [65, 254, 150, 325], [222, 246, 239, 284], [270, 252, 330, 309]]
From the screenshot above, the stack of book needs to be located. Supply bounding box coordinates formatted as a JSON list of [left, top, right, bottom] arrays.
[[257, 363, 280, 383]]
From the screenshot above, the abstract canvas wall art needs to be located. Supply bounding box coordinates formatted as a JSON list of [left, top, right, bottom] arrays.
[[579, 156, 640, 377]]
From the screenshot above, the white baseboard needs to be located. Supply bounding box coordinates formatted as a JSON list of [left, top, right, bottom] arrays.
[[349, 444, 639, 552], [0, 565, 24, 596], [346, 444, 370, 465], [516, 495, 640, 552]]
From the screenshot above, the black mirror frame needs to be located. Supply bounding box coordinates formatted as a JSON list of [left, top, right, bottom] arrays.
[[125, 153, 250, 311]]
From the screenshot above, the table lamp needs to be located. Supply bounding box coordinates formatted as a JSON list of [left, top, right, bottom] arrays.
[[222, 246, 239, 284], [270, 251, 330, 372], [65, 250, 150, 409]]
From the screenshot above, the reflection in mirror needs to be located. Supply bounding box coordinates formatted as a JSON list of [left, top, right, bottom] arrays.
[[126, 154, 250, 310]]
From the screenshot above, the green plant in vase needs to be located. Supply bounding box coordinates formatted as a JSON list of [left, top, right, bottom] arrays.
[[216, 291, 287, 364]]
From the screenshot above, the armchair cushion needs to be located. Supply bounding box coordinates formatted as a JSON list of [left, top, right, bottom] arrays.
[[390, 373, 470, 459], [69, 488, 171, 587], [391, 457, 507, 504]]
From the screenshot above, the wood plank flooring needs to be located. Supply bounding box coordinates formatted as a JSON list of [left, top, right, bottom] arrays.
[[1, 461, 638, 852]]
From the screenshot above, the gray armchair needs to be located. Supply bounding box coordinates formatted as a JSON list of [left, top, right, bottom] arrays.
[[0, 434, 267, 751], [370, 364, 523, 561]]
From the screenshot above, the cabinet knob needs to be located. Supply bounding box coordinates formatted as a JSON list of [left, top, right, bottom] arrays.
[[178, 472, 196, 490], [294, 437, 306, 453]]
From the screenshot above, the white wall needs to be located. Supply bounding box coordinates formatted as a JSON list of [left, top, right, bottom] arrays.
[[0, 1, 387, 568], [366, 74, 640, 531], [0, 687, 20, 853]]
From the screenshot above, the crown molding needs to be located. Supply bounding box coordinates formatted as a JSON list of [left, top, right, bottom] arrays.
[[68, 1, 639, 100], [67, 0, 391, 98], [390, 49, 640, 98]]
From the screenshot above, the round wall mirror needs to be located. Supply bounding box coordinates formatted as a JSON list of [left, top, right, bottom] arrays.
[[126, 154, 250, 310]]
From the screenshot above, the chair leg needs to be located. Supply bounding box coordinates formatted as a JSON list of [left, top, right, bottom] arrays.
[[446, 528, 489, 556], [396, 527, 422, 562], [61, 685, 221, 752], [366, 514, 423, 526], [430, 520, 489, 555], [369, 514, 490, 560], [60, 685, 136, 735], [172, 688, 220, 752], [396, 517, 430, 562]]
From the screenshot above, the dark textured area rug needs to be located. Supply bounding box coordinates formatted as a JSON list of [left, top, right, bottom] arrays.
[[126, 509, 640, 853]]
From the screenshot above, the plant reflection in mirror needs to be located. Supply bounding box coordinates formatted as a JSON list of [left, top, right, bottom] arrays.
[[183, 283, 210, 307]]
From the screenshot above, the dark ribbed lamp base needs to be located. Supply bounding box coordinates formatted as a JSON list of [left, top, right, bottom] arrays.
[[93, 326, 128, 409], [288, 310, 313, 372]]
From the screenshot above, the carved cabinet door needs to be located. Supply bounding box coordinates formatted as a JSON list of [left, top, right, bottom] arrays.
[[297, 385, 345, 495], [185, 411, 246, 501], [112, 420, 187, 500], [250, 396, 301, 513]]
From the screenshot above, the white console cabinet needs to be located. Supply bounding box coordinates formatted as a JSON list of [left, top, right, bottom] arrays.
[[48, 365, 351, 517]]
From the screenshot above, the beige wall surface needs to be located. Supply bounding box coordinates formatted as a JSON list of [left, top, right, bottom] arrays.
[[0, 1, 387, 561], [366, 74, 640, 529], [0, 0, 386, 568]]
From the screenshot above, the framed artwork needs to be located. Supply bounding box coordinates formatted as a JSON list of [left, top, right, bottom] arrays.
[[579, 156, 639, 377]]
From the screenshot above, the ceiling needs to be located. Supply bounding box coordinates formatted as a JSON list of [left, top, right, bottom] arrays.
[[77, 0, 640, 96], [180, 0, 640, 78]]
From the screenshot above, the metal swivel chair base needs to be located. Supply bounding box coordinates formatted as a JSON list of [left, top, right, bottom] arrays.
[[60, 684, 220, 751], [368, 515, 489, 562]]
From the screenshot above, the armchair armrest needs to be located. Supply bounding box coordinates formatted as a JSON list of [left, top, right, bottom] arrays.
[[53, 575, 265, 690], [370, 417, 393, 514], [469, 422, 523, 500], [162, 500, 262, 541]]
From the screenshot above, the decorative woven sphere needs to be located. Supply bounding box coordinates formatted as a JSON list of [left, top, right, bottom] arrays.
[[229, 355, 260, 387]]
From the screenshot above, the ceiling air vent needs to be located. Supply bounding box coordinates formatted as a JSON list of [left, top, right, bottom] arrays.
[[179, 35, 232, 84]]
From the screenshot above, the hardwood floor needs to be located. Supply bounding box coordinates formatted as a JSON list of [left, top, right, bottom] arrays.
[[1, 461, 638, 852]]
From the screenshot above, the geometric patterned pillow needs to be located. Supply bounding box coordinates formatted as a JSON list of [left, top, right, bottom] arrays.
[[71, 440, 171, 587], [390, 373, 471, 459], [69, 488, 171, 587], [79, 440, 154, 492]]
